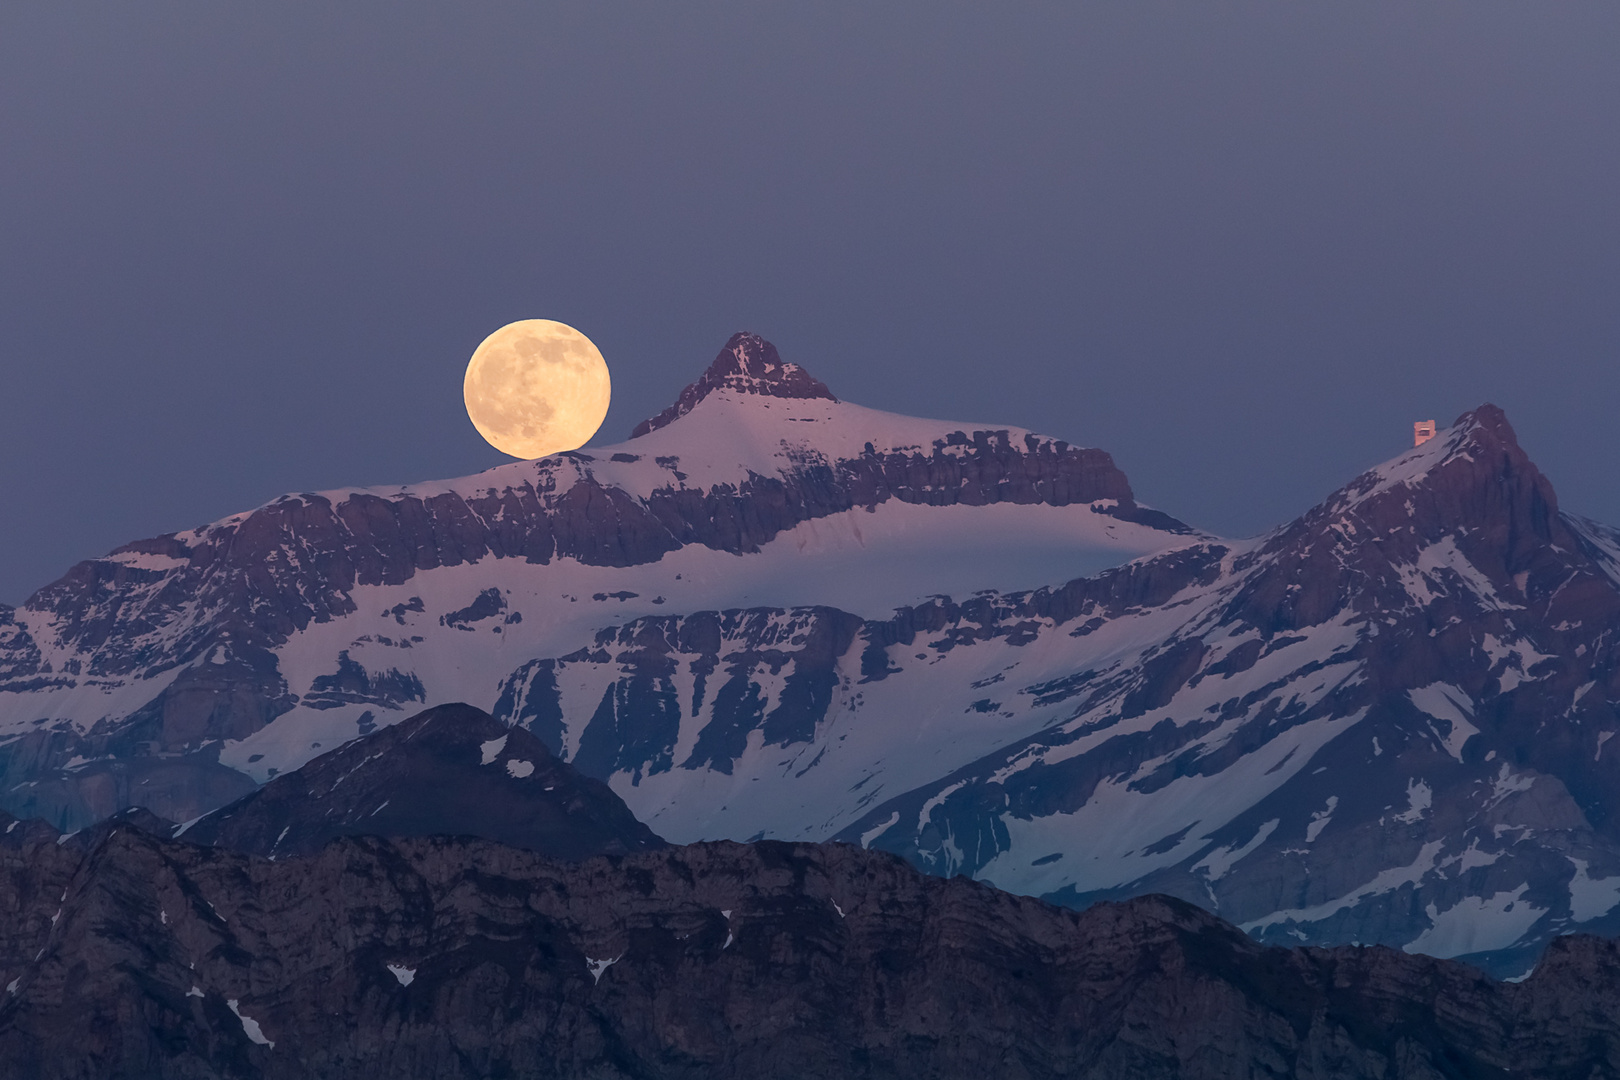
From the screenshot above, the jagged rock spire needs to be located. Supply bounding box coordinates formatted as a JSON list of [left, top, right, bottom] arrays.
[[631, 332, 837, 438]]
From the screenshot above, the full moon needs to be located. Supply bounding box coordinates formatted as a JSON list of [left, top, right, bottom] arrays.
[[463, 320, 612, 459]]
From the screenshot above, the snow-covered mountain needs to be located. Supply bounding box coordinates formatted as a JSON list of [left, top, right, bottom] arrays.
[[4, 332, 1618, 976], [485, 402, 1620, 975], [0, 333, 1196, 827], [835, 405, 1620, 976]]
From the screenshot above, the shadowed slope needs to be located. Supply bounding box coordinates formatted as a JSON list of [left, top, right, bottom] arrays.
[[182, 702, 664, 860]]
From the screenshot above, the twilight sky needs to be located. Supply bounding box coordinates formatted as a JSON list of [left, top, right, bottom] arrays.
[[2, 3, 1617, 603]]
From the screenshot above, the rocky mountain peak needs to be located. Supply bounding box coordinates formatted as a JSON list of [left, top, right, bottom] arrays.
[[1221, 401, 1580, 637], [1454, 401, 1514, 445], [181, 702, 666, 860], [631, 332, 838, 437], [1286, 402, 1559, 551]]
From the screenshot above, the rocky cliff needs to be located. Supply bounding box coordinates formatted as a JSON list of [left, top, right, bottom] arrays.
[[1, 820, 1618, 1079]]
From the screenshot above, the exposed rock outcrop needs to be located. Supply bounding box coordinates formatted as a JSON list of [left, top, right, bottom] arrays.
[[0, 822, 1618, 1078]]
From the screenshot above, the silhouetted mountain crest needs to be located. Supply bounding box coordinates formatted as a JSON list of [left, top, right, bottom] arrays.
[[631, 332, 837, 437], [5, 823, 1620, 1077], [181, 702, 665, 860]]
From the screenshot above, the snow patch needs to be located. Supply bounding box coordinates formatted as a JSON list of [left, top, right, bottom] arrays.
[[1394, 779, 1432, 824], [505, 759, 535, 779], [586, 955, 620, 984], [103, 548, 189, 571], [227, 1000, 274, 1048], [479, 735, 508, 765], [1479, 633, 1556, 693], [387, 963, 416, 987], [860, 812, 900, 849], [1194, 819, 1278, 882], [1489, 763, 1536, 805], [1407, 684, 1477, 761], [1404, 885, 1546, 959], [1247, 840, 1446, 933], [1306, 797, 1338, 843], [1449, 841, 1500, 874], [916, 780, 968, 834], [1568, 858, 1620, 922]]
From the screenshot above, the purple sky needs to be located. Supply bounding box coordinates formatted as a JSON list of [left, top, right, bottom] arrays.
[[3, 3, 1618, 603]]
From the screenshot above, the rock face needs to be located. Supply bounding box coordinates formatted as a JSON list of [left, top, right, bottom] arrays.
[[630, 331, 838, 436], [181, 702, 665, 860], [0, 822, 1618, 1079], [0, 331, 1190, 830]]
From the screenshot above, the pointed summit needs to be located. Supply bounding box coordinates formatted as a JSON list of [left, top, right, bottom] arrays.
[[1228, 403, 1576, 634], [182, 703, 665, 860], [1315, 403, 1560, 554], [631, 332, 837, 438]]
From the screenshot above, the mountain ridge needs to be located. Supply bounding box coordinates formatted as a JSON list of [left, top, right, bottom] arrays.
[[1, 338, 1617, 976], [3, 815, 1620, 1077], [0, 333, 1196, 830], [814, 404, 1620, 974]]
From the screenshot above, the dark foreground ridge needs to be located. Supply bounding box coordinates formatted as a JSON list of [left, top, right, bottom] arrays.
[[182, 702, 665, 860], [0, 817, 1617, 1079]]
